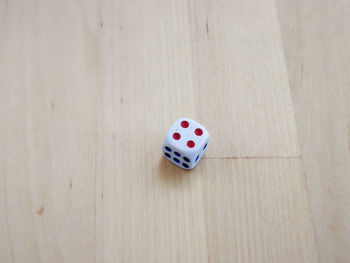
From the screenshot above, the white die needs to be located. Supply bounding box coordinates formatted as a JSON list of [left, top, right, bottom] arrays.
[[162, 118, 210, 169]]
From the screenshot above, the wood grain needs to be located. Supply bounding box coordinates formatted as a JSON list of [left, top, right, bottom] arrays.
[[202, 158, 317, 263], [0, 0, 98, 262], [0, 0, 322, 262], [276, 0, 350, 262], [188, 0, 300, 158]]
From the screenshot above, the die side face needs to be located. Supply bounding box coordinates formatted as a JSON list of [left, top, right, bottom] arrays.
[[162, 118, 210, 169]]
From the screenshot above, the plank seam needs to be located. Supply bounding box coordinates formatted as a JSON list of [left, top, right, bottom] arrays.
[[203, 156, 301, 160]]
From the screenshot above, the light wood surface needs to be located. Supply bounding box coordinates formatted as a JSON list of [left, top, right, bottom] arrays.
[[277, 0, 350, 262], [0, 0, 348, 262]]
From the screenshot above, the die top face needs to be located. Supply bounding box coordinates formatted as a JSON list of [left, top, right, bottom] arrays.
[[166, 118, 209, 151], [163, 118, 209, 162]]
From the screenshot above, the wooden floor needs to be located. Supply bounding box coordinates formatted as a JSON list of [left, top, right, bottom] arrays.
[[1, 0, 349, 262]]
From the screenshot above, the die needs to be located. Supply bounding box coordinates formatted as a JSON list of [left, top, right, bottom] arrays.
[[162, 118, 210, 169]]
